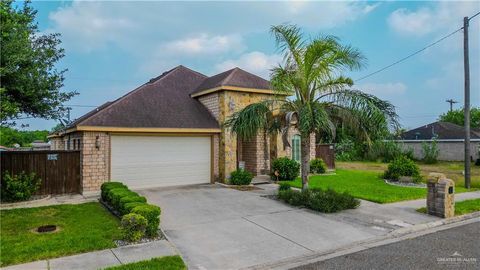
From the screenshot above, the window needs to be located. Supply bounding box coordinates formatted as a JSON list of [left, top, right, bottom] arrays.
[[292, 135, 301, 163]]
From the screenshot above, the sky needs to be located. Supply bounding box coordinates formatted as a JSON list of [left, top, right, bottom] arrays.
[[16, 0, 480, 131]]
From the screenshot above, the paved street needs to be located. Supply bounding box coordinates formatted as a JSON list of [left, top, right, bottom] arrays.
[[293, 221, 480, 270]]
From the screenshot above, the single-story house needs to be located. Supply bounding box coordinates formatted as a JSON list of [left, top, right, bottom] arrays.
[[397, 121, 480, 161], [49, 66, 315, 193]]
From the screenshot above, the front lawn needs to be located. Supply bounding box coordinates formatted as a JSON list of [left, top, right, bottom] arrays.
[[0, 202, 122, 266], [283, 169, 474, 204], [417, 198, 480, 216], [104, 256, 186, 270], [337, 161, 480, 188]]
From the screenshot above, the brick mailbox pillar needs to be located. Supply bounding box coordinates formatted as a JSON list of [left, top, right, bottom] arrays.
[[427, 173, 455, 218]]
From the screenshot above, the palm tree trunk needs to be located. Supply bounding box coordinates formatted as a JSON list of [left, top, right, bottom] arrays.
[[300, 134, 310, 191]]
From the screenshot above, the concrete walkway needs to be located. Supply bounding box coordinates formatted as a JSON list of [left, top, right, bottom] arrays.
[[1, 240, 177, 270]]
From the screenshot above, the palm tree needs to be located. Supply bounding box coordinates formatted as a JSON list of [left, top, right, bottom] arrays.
[[225, 24, 398, 191]]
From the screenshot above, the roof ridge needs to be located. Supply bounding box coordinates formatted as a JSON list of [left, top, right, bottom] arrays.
[[218, 67, 239, 86]]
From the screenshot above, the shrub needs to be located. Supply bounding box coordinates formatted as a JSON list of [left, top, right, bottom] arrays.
[[110, 189, 139, 210], [278, 182, 291, 191], [308, 189, 360, 213], [121, 213, 147, 242], [229, 169, 253, 185], [383, 156, 421, 182], [105, 186, 129, 204], [277, 188, 359, 213], [422, 140, 439, 164], [132, 204, 161, 237], [123, 202, 147, 215], [278, 189, 311, 206], [119, 195, 147, 215], [1, 171, 41, 202], [271, 157, 300, 181], [310, 158, 327, 174], [101, 182, 126, 201]]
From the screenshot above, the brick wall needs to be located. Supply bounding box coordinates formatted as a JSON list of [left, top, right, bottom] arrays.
[[81, 131, 110, 192], [212, 134, 220, 181], [198, 93, 220, 120]]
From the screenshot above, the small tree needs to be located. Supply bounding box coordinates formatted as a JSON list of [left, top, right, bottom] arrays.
[[422, 139, 439, 164], [225, 25, 398, 190], [0, 0, 76, 125]]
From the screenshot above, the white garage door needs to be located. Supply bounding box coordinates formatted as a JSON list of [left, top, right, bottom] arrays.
[[111, 135, 211, 189]]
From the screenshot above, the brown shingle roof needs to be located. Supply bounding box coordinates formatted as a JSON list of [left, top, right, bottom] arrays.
[[401, 121, 480, 140], [191, 67, 271, 95], [73, 66, 219, 129]]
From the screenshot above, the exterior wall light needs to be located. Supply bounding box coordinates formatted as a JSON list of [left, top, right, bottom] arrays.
[[95, 136, 101, 149]]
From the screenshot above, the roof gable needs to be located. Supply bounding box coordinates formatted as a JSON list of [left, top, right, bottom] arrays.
[[191, 67, 271, 96]]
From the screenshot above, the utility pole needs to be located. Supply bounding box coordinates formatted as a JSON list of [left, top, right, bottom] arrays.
[[463, 16, 471, 189], [445, 99, 458, 111]]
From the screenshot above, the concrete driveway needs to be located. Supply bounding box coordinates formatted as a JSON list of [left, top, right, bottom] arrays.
[[139, 185, 385, 270]]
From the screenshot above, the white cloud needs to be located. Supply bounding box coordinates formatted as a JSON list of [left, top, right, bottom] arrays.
[[46, 1, 377, 53], [388, 8, 434, 36], [388, 2, 480, 36], [358, 82, 407, 99], [48, 1, 135, 52], [215, 52, 282, 79], [162, 34, 245, 55]]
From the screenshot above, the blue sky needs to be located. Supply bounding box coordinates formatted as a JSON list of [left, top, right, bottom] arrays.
[[18, 1, 480, 131]]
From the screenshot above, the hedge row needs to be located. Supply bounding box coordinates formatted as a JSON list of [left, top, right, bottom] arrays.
[[101, 182, 160, 238]]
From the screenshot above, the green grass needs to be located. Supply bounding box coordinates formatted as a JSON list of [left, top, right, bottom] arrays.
[[282, 169, 474, 204], [0, 202, 122, 266], [417, 198, 480, 216], [104, 256, 186, 270]]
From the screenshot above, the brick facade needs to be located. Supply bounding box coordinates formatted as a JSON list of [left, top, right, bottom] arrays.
[[80, 132, 110, 192]]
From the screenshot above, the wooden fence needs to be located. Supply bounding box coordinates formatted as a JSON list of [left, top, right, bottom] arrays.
[[315, 144, 335, 169], [1, 150, 81, 195]]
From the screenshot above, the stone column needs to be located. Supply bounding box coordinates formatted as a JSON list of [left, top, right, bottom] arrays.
[[427, 173, 455, 218]]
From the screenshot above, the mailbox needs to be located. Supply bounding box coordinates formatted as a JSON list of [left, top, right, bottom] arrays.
[[426, 173, 455, 218]]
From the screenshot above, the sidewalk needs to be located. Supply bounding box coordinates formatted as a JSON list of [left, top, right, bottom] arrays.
[[1, 240, 177, 270]]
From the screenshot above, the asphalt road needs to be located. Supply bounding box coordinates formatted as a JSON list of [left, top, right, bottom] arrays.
[[293, 221, 480, 270]]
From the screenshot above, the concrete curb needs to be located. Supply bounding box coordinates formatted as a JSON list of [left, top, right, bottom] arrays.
[[0, 195, 51, 210], [245, 213, 480, 270]]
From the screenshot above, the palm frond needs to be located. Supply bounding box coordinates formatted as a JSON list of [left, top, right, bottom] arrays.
[[224, 101, 274, 140]]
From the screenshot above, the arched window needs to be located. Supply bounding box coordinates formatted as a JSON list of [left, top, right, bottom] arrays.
[[292, 134, 301, 163]]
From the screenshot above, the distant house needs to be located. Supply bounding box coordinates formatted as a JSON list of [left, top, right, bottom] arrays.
[[397, 121, 480, 161]]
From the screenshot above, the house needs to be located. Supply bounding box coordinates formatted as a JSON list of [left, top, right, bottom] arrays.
[[49, 66, 315, 193], [397, 121, 480, 161]]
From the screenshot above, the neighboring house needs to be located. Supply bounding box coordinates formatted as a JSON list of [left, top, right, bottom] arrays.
[[31, 140, 51, 150], [397, 121, 480, 161], [49, 66, 315, 193]]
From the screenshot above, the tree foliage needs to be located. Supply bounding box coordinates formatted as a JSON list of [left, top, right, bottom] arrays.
[[0, 126, 48, 147], [439, 107, 480, 128], [225, 24, 398, 190], [0, 0, 76, 125]]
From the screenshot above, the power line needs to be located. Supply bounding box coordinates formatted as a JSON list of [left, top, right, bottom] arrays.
[[355, 27, 463, 82]]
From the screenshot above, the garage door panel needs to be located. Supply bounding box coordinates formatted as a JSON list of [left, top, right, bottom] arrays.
[[111, 135, 211, 189]]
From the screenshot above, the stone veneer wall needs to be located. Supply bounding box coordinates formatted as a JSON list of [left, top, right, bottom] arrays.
[[81, 131, 110, 192], [218, 91, 273, 180], [399, 141, 480, 161]]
